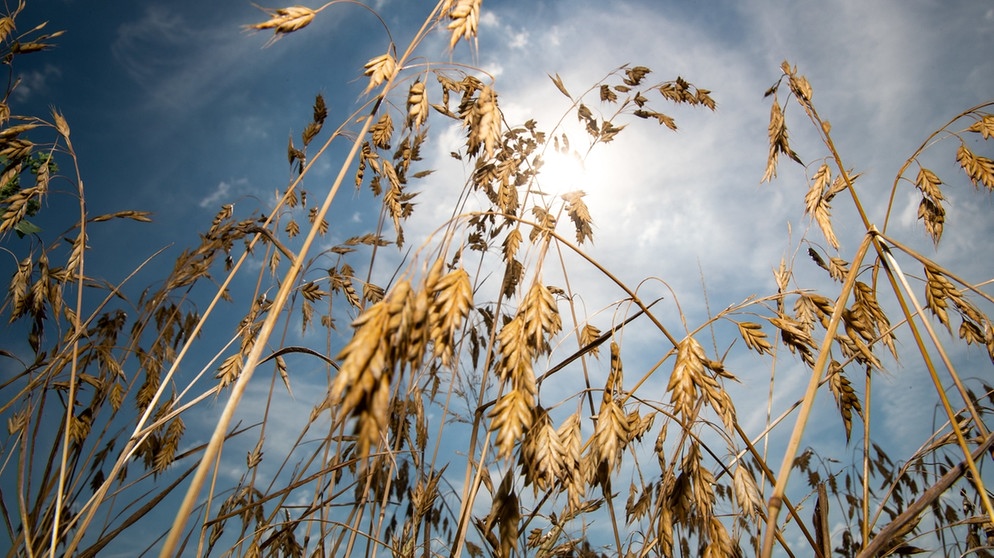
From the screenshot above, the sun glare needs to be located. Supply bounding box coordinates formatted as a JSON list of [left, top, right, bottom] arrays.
[[534, 144, 587, 198]]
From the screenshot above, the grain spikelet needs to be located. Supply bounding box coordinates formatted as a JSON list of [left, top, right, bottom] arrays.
[[502, 228, 521, 263], [733, 465, 763, 520], [828, 256, 849, 282], [761, 93, 801, 183], [828, 361, 862, 442], [328, 283, 405, 456], [370, 112, 393, 149], [405, 80, 429, 129], [466, 85, 501, 159], [550, 73, 572, 99], [447, 0, 481, 50], [599, 84, 617, 103], [626, 481, 655, 524], [519, 281, 562, 353], [592, 398, 630, 476], [245, 5, 315, 46], [580, 323, 602, 358], [216, 353, 243, 388], [8, 256, 32, 322], [804, 163, 831, 216], [854, 280, 897, 357], [915, 167, 946, 243], [428, 265, 472, 366], [68, 410, 92, 445], [1, 188, 34, 234], [770, 314, 816, 366], [556, 412, 584, 510], [916, 167, 944, 201], [924, 265, 954, 331], [737, 321, 773, 355], [705, 516, 734, 558], [667, 336, 707, 419], [489, 388, 533, 459], [519, 407, 564, 493], [363, 52, 397, 94], [496, 315, 532, 386], [918, 197, 945, 244], [52, 107, 71, 139], [968, 114, 994, 139], [811, 197, 838, 249], [957, 143, 994, 191], [561, 190, 594, 244]]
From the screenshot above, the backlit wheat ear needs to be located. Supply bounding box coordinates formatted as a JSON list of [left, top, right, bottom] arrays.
[[733, 465, 763, 521], [556, 412, 585, 511], [446, 0, 480, 51], [406, 79, 429, 129], [428, 264, 473, 367], [245, 5, 316, 46], [489, 387, 533, 459], [327, 287, 396, 457], [761, 90, 802, 183], [462, 85, 502, 159], [828, 360, 863, 442], [519, 406, 564, 494], [968, 113, 994, 139], [804, 163, 839, 250], [561, 190, 594, 244], [667, 336, 707, 420], [956, 143, 994, 191], [363, 52, 397, 94]]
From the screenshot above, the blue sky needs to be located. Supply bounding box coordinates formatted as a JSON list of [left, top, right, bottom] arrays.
[[6, 0, 994, 555]]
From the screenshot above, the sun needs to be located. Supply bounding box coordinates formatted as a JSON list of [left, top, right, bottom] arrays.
[[533, 139, 587, 199]]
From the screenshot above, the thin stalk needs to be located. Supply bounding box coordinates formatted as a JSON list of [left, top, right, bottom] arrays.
[[877, 247, 994, 524], [157, 91, 381, 558], [857, 431, 994, 558], [862, 365, 871, 545], [761, 231, 873, 558], [49, 130, 85, 558]]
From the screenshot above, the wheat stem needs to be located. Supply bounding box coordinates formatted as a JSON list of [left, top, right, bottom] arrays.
[[761, 230, 873, 558], [877, 246, 994, 525], [157, 87, 382, 558], [51, 131, 85, 558]]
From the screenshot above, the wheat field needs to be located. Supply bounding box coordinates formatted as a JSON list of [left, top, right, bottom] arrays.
[[2, 1, 994, 556]]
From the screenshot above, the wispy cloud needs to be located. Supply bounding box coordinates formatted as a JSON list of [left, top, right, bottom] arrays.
[[12, 63, 62, 103], [198, 178, 247, 208], [111, 5, 272, 112]]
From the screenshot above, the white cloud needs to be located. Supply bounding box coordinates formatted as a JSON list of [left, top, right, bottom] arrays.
[[111, 5, 279, 112], [13, 64, 62, 103], [199, 178, 248, 208]]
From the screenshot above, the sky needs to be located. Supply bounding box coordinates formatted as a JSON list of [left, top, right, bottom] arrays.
[[5, 0, 994, 555]]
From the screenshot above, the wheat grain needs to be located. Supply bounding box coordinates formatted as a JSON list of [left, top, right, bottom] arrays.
[[667, 336, 707, 420], [519, 406, 563, 493], [371, 112, 393, 149], [958, 144, 994, 191], [828, 361, 862, 441], [967, 114, 994, 139], [446, 0, 480, 50], [428, 265, 472, 366], [245, 5, 316, 45], [562, 190, 594, 244], [737, 321, 774, 355], [363, 52, 397, 94], [406, 80, 428, 129]]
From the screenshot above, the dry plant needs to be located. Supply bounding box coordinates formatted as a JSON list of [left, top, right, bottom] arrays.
[[2, 2, 994, 557]]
